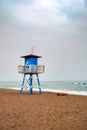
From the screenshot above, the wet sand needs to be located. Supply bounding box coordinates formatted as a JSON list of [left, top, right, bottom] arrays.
[[0, 89, 87, 130]]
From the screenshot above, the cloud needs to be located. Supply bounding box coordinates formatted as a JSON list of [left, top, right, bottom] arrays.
[[57, 0, 86, 19], [0, 0, 87, 29], [0, 0, 87, 81], [84, 0, 87, 7], [0, 0, 69, 26]]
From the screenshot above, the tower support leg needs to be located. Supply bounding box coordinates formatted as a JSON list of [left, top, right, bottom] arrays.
[[36, 74, 42, 94], [20, 74, 26, 94], [28, 74, 33, 94]]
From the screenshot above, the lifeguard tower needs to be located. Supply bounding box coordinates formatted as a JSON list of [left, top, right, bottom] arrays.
[[18, 51, 45, 94]]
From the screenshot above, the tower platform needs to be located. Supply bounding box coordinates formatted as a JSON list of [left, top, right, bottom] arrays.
[[18, 65, 44, 74]]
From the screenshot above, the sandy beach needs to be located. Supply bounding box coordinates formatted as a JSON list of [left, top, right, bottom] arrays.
[[0, 89, 87, 130]]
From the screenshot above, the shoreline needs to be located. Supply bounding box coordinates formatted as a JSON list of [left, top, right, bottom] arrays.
[[0, 89, 87, 130], [0, 87, 87, 96]]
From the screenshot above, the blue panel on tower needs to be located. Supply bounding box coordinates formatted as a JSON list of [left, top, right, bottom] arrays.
[[25, 57, 38, 65]]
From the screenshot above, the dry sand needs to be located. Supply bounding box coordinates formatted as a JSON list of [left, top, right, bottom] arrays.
[[0, 89, 87, 130]]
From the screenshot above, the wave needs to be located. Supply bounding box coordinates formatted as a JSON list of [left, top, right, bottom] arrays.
[[72, 82, 87, 85], [41, 88, 87, 96], [6, 87, 87, 96]]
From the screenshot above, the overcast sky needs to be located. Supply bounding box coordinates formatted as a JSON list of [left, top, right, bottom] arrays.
[[0, 0, 87, 81]]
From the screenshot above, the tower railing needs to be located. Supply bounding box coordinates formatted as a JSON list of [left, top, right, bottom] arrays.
[[18, 65, 45, 74]]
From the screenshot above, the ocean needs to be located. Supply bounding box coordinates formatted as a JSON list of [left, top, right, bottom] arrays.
[[0, 81, 87, 96]]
